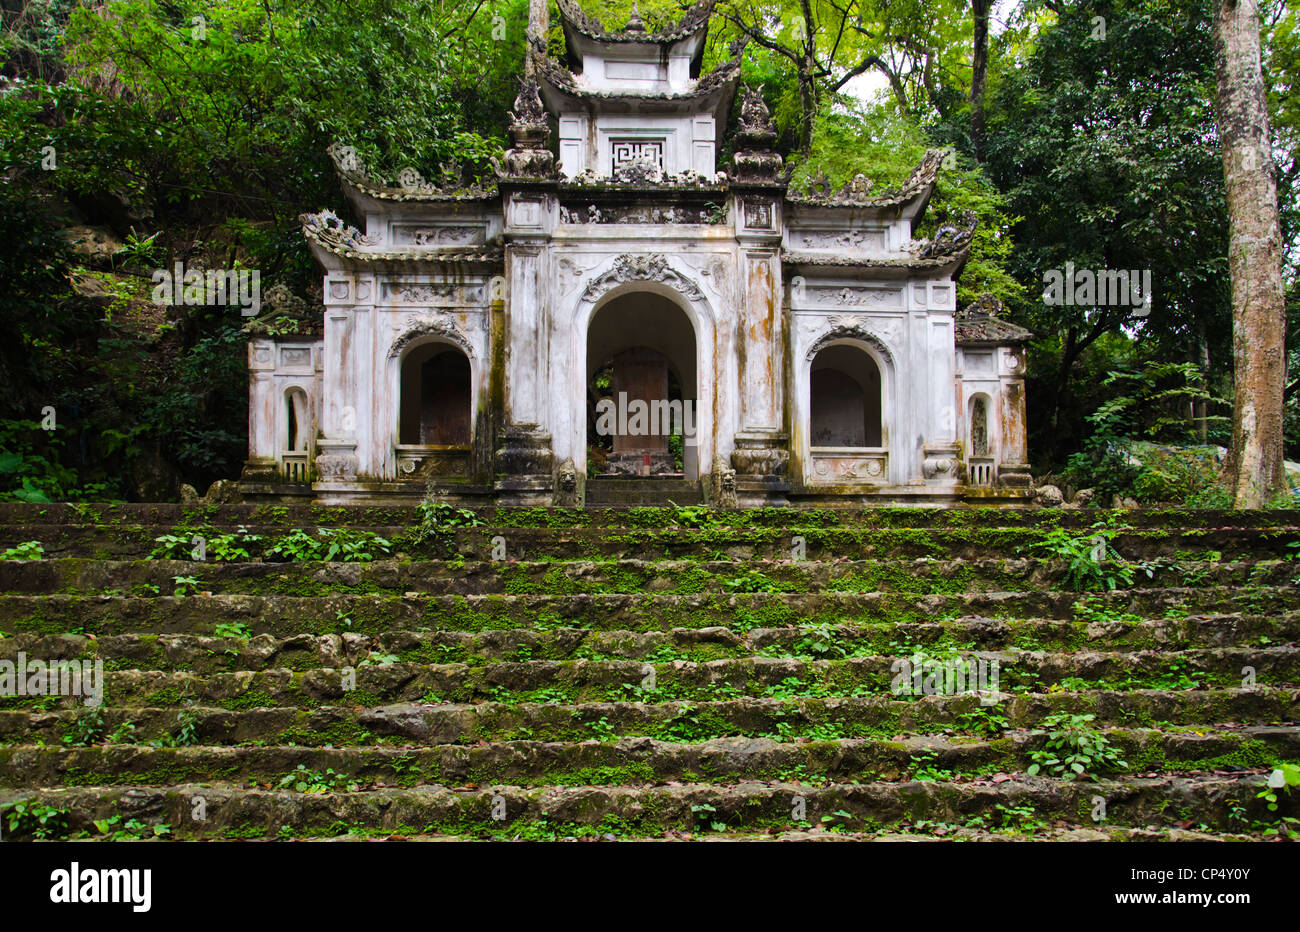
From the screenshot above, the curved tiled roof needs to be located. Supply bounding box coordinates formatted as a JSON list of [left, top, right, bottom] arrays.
[[555, 0, 715, 43], [533, 48, 740, 101], [955, 293, 1033, 344], [326, 143, 498, 203], [786, 150, 945, 209], [300, 210, 502, 264], [781, 250, 972, 272]]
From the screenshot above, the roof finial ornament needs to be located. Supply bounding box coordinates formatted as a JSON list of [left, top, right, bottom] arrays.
[[730, 86, 784, 184], [625, 1, 646, 33]]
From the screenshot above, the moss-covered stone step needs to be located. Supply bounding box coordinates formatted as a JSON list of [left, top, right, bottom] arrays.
[[4, 610, 1297, 674], [2, 688, 1294, 748], [5, 502, 1300, 531], [6, 587, 1297, 638], [0, 724, 1295, 790], [2, 556, 1294, 598], [3, 647, 1293, 711], [5, 523, 1292, 562], [2, 769, 1293, 840]]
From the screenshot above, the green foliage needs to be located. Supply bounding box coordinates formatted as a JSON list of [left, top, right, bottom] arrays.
[[2, 797, 70, 839], [62, 707, 107, 746], [910, 748, 955, 782], [0, 540, 44, 561], [278, 764, 359, 794], [1029, 524, 1134, 591], [1257, 762, 1300, 812], [92, 815, 172, 840], [985, 0, 1240, 469], [150, 708, 202, 748], [171, 574, 202, 597], [1063, 364, 1229, 502], [956, 706, 1010, 738], [152, 527, 262, 561], [722, 568, 788, 593], [0, 420, 109, 503], [991, 803, 1047, 835], [265, 528, 392, 562], [792, 104, 1023, 308], [1026, 713, 1127, 780], [792, 624, 849, 660], [666, 503, 721, 529], [207, 528, 263, 562], [408, 500, 483, 553]]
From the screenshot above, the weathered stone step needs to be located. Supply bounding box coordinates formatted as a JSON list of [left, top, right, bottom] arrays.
[[4, 588, 1296, 638], [0, 725, 1295, 790], [5, 502, 1298, 531], [584, 478, 704, 505], [6, 523, 1289, 563], [1, 770, 1291, 839], [5, 648, 1293, 710], [2, 689, 1293, 747], [4, 611, 1297, 674], [2, 557, 1292, 598]]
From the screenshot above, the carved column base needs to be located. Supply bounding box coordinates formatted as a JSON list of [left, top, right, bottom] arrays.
[[921, 441, 962, 487], [730, 432, 790, 507], [494, 425, 555, 505]]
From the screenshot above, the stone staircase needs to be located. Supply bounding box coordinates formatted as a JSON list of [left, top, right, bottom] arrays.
[[0, 502, 1296, 841]]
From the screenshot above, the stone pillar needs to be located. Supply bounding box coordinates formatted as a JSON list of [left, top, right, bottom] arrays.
[[998, 345, 1032, 487], [496, 207, 557, 504], [495, 78, 560, 504], [727, 88, 791, 506], [907, 279, 960, 492], [313, 276, 362, 500], [240, 338, 279, 487]]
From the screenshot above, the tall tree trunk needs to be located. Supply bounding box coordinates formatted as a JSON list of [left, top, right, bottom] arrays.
[[525, 0, 549, 75], [1214, 0, 1287, 508], [797, 0, 818, 156], [970, 0, 991, 161], [797, 67, 816, 155], [1196, 323, 1211, 443]]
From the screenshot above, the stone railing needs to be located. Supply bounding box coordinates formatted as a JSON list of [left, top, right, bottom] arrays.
[[279, 451, 312, 483], [967, 455, 996, 488]]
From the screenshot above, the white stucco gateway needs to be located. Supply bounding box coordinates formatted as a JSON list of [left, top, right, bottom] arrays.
[[240, 0, 1032, 506]]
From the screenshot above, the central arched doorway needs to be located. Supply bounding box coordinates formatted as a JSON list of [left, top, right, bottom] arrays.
[[586, 291, 699, 480]]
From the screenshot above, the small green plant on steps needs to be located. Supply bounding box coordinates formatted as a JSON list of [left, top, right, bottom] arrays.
[[1026, 712, 1127, 780], [1257, 762, 1300, 817], [215, 621, 252, 640], [408, 500, 483, 555], [265, 528, 392, 562], [723, 568, 787, 593], [666, 502, 719, 529], [150, 708, 201, 748], [92, 815, 172, 840], [278, 764, 360, 793], [1027, 523, 1134, 591], [171, 575, 202, 597], [62, 707, 107, 746], [2, 798, 70, 839], [0, 540, 44, 560]]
